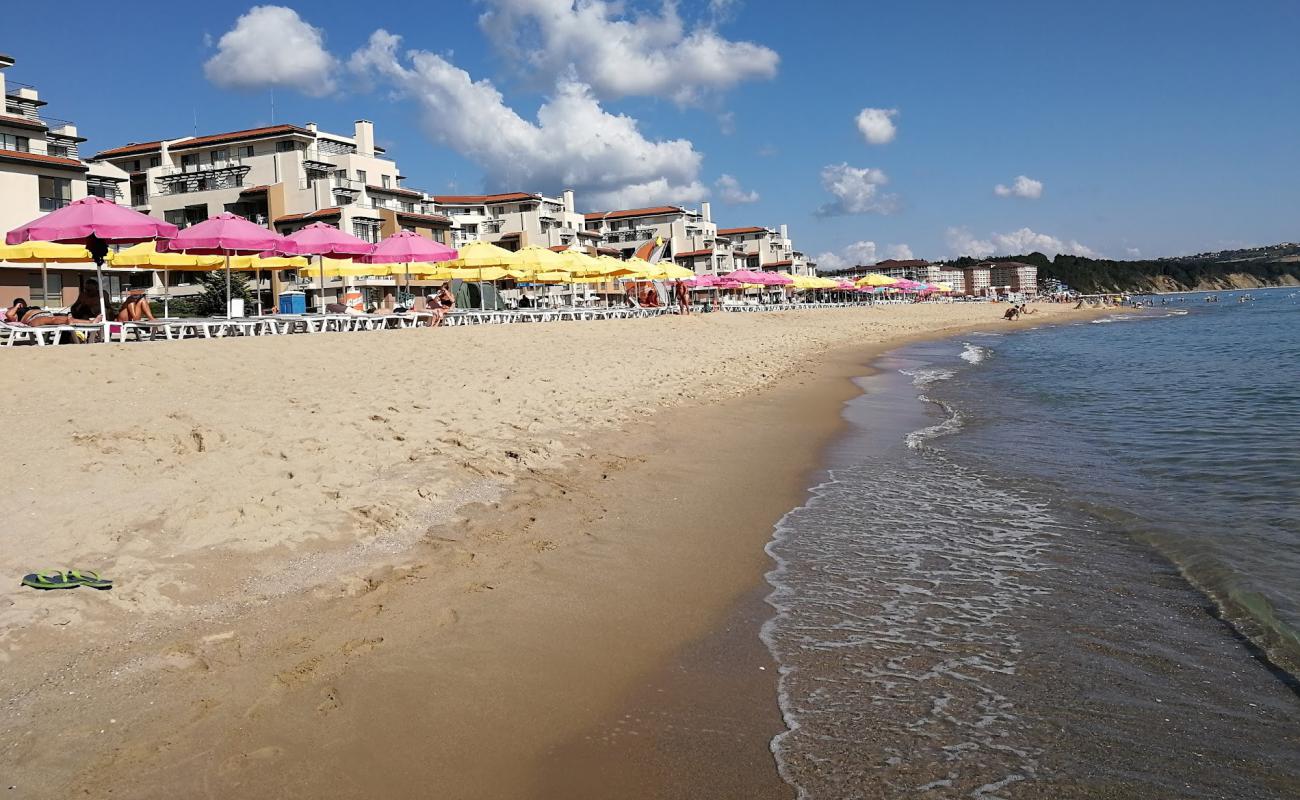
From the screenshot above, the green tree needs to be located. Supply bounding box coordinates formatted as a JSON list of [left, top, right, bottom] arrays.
[[191, 270, 253, 317]]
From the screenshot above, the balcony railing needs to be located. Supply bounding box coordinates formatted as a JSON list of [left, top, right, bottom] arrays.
[[160, 156, 245, 177]]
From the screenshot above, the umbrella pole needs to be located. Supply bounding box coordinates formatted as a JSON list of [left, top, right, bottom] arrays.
[[256, 268, 262, 314], [318, 256, 326, 313], [41, 261, 48, 309], [95, 260, 108, 343], [225, 253, 233, 317], [164, 266, 170, 318]]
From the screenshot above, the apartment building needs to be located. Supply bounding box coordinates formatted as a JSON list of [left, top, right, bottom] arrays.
[[0, 53, 130, 305], [91, 120, 452, 307], [432, 190, 594, 251], [989, 261, 1038, 295], [583, 202, 735, 273], [716, 224, 815, 276]]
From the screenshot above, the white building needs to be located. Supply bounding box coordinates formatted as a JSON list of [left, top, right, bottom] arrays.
[[90, 120, 452, 308], [583, 203, 735, 273], [716, 224, 815, 276], [0, 52, 129, 306], [432, 190, 594, 251]]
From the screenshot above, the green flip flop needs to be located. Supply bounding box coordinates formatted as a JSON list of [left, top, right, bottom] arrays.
[[67, 570, 113, 590], [21, 571, 81, 590]]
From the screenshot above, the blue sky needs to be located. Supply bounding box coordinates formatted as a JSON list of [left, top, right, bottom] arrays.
[[6, 0, 1297, 264]]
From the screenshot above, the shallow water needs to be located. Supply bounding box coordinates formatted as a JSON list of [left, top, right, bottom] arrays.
[[764, 291, 1300, 799]]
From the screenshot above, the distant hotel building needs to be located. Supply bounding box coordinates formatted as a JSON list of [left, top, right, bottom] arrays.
[[582, 204, 816, 276], [0, 53, 129, 305], [90, 120, 453, 308], [584, 203, 726, 271], [432, 190, 595, 251], [716, 224, 815, 276], [819, 257, 1038, 297]]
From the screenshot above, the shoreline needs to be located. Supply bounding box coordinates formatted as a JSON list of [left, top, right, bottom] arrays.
[[0, 304, 1107, 796]]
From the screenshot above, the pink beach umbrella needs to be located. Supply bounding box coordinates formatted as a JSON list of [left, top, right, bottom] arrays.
[[284, 222, 376, 313], [358, 230, 457, 308], [6, 195, 178, 336], [163, 213, 293, 317]]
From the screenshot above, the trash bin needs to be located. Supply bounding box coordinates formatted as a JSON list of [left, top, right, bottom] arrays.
[[279, 291, 306, 315]]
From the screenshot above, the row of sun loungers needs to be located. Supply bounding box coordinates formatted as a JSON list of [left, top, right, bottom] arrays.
[[0, 301, 872, 346]]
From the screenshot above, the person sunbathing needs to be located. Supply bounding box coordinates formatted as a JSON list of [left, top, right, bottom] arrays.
[[115, 291, 156, 322], [5, 298, 100, 326]]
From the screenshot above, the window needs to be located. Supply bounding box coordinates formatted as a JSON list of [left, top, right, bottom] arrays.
[[47, 143, 70, 158], [28, 271, 62, 306], [0, 133, 30, 152], [181, 153, 199, 170], [276, 140, 297, 153], [381, 175, 391, 188], [149, 156, 161, 168], [356, 169, 367, 184], [38, 176, 72, 211], [241, 146, 254, 158], [130, 159, 141, 172], [210, 148, 229, 164]]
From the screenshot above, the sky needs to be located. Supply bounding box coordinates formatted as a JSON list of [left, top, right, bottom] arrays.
[[6, 0, 1298, 266]]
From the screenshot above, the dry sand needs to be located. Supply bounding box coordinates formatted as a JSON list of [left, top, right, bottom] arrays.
[[0, 303, 1095, 797]]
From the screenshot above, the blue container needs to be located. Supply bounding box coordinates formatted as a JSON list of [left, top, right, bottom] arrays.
[[278, 292, 306, 314]]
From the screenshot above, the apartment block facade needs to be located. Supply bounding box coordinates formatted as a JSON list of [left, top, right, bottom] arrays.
[[0, 53, 130, 306], [90, 120, 452, 307], [583, 202, 737, 273], [433, 190, 594, 251], [716, 224, 815, 276]]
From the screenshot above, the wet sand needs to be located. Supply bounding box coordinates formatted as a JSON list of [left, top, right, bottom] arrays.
[[0, 304, 1101, 797]]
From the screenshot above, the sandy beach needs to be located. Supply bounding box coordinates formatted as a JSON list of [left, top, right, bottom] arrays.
[[0, 303, 1095, 797]]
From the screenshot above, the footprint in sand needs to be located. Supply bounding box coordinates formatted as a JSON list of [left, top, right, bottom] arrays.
[[340, 637, 384, 658], [219, 745, 284, 775], [316, 686, 342, 716]]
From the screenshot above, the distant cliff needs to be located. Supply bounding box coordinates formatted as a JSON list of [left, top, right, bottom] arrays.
[[954, 246, 1300, 293]]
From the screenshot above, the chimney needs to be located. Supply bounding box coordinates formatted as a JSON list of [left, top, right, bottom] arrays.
[[305, 122, 318, 134], [701, 201, 712, 223], [779, 223, 788, 241], [354, 120, 375, 157], [562, 189, 575, 214]]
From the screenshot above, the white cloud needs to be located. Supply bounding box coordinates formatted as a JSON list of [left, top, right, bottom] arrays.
[[993, 175, 1044, 199], [814, 163, 897, 217], [855, 107, 898, 145], [477, 0, 779, 105], [350, 31, 707, 210], [204, 6, 338, 96], [1125, 247, 1142, 258], [715, 174, 759, 204], [757, 144, 778, 157], [945, 226, 1099, 259], [814, 240, 915, 270], [718, 111, 736, 135], [885, 243, 915, 260]]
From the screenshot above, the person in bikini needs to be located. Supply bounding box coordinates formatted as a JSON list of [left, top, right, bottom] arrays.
[[115, 290, 156, 322], [430, 284, 454, 327], [4, 298, 100, 327]]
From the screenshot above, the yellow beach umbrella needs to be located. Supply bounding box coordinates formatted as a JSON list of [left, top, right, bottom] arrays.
[[0, 241, 93, 262], [857, 272, 896, 287], [108, 241, 225, 316], [591, 255, 638, 277], [1, 241, 95, 312], [512, 246, 566, 269], [623, 257, 656, 278], [554, 248, 602, 274], [450, 240, 520, 269], [647, 262, 694, 280]]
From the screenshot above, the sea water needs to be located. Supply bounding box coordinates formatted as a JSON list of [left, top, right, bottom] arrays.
[[764, 290, 1300, 799]]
